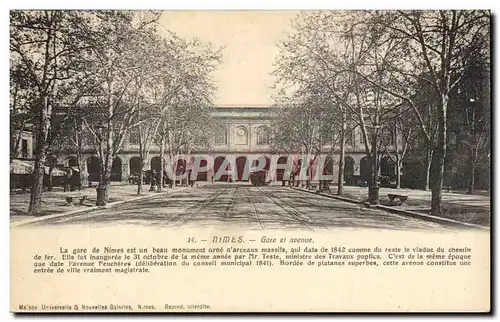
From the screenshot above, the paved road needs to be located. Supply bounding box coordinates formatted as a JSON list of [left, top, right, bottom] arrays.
[[26, 184, 451, 231]]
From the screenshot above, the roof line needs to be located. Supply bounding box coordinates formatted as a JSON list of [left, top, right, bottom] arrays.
[[215, 104, 273, 108]]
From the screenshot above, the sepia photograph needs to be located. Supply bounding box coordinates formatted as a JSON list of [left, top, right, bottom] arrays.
[[9, 8, 491, 313]]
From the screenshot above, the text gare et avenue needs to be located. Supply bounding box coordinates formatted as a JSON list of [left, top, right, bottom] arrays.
[[210, 236, 314, 243]]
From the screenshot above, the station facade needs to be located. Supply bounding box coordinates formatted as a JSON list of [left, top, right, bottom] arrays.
[[57, 105, 391, 183]]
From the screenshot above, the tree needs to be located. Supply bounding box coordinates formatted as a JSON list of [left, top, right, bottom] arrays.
[[81, 11, 163, 203], [10, 64, 36, 161], [359, 10, 490, 214], [126, 33, 180, 195], [10, 10, 221, 210], [448, 36, 490, 194], [271, 91, 340, 188], [67, 108, 92, 189], [10, 10, 101, 215], [273, 11, 404, 196], [273, 12, 353, 193], [379, 107, 419, 188], [154, 36, 221, 190]]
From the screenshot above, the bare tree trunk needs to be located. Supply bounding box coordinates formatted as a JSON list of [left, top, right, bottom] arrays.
[[137, 134, 144, 195], [431, 96, 447, 215], [27, 13, 58, 215], [99, 156, 112, 202], [99, 78, 114, 203], [170, 151, 177, 188], [48, 166, 53, 191], [337, 111, 346, 195], [98, 133, 113, 203], [424, 147, 433, 191], [29, 151, 47, 216], [75, 129, 84, 190], [76, 158, 83, 191], [394, 124, 401, 189], [371, 131, 378, 188], [396, 155, 402, 189], [137, 160, 144, 195], [28, 97, 51, 216], [468, 159, 475, 195], [158, 135, 165, 192]]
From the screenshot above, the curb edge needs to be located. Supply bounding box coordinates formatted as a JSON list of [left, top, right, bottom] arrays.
[[10, 187, 188, 228], [290, 187, 489, 230]]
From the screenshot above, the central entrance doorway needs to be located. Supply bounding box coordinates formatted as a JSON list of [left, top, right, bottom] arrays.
[[236, 156, 249, 181]]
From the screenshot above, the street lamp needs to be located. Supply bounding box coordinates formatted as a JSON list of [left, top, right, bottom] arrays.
[[368, 124, 381, 205]]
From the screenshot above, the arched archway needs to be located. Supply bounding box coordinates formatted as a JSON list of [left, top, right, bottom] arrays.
[[236, 156, 249, 181], [86, 156, 100, 182], [293, 158, 303, 176], [196, 159, 208, 181], [323, 156, 334, 175], [66, 156, 78, 167], [264, 156, 271, 170], [175, 158, 186, 175], [214, 156, 228, 182], [111, 156, 122, 181], [344, 156, 355, 178], [276, 156, 288, 181], [150, 156, 162, 173], [129, 156, 142, 175], [360, 157, 372, 185], [380, 156, 395, 177], [344, 156, 355, 185], [256, 126, 270, 145]]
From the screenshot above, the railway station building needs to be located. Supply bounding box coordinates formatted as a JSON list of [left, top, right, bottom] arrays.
[[55, 105, 398, 185]]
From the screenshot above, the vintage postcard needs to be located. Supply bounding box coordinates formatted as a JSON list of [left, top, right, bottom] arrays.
[[10, 10, 491, 312]]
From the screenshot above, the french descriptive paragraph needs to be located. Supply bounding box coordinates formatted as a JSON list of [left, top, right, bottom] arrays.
[[32, 236, 474, 275]]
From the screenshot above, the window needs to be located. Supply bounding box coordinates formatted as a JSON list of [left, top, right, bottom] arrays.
[[214, 127, 228, 145], [256, 126, 270, 145], [345, 128, 354, 146], [129, 131, 140, 145], [448, 132, 457, 146], [21, 139, 28, 158], [390, 127, 397, 146], [235, 126, 248, 145]]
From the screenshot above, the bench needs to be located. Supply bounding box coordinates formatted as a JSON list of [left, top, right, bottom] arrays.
[[65, 195, 88, 206], [312, 183, 331, 193], [78, 195, 88, 205], [320, 184, 331, 193], [387, 194, 408, 206]]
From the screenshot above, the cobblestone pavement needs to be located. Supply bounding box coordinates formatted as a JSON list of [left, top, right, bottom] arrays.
[[24, 184, 454, 231]]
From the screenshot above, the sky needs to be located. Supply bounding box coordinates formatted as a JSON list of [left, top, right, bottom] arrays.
[[158, 11, 300, 107]]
